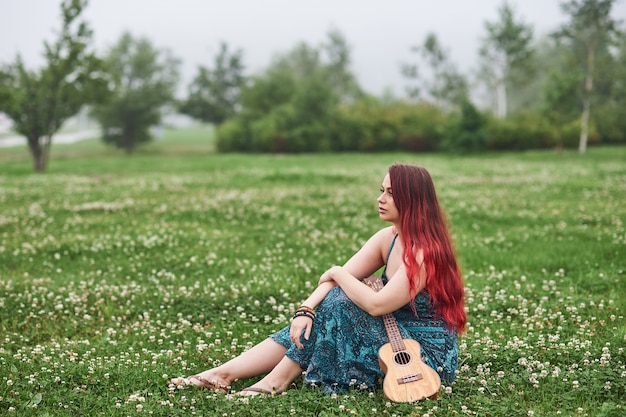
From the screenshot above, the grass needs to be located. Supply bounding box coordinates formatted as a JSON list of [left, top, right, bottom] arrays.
[[0, 123, 215, 165], [0, 132, 625, 416]]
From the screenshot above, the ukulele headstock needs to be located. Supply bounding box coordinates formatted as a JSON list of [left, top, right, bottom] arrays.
[[363, 276, 384, 292]]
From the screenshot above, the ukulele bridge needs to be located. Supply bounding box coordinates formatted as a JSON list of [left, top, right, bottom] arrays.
[[397, 373, 423, 385]]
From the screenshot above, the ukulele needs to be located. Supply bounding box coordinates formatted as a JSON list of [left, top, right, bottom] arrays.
[[364, 276, 441, 402]]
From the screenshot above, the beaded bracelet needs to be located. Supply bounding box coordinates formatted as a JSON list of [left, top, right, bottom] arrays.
[[297, 305, 315, 315], [293, 311, 315, 320], [293, 305, 316, 320]]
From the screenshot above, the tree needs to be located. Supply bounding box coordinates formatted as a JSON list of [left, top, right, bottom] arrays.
[[592, 32, 626, 143], [404, 33, 468, 109], [0, 0, 105, 172], [91, 32, 179, 153], [554, 0, 622, 153], [320, 28, 363, 102], [542, 70, 581, 149], [234, 42, 339, 152], [478, 1, 535, 118], [179, 42, 246, 126], [239, 29, 359, 117], [217, 31, 361, 152], [443, 99, 488, 153]]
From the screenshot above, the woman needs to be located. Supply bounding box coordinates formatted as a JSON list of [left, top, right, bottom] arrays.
[[171, 163, 466, 396]]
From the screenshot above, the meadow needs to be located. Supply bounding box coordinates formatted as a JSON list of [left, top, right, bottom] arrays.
[[0, 130, 624, 416]]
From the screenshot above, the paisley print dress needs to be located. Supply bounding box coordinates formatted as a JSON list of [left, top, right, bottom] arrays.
[[270, 235, 459, 394]]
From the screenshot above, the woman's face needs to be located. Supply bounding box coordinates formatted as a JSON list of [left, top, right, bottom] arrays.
[[378, 173, 399, 223]]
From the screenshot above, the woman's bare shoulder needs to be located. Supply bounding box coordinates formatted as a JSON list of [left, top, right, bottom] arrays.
[[369, 226, 397, 247], [373, 226, 396, 238]]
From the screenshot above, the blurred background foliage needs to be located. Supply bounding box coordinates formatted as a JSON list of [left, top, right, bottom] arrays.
[[1, 0, 625, 171]]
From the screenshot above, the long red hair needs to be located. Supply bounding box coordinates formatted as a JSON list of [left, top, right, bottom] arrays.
[[389, 164, 466, 332]]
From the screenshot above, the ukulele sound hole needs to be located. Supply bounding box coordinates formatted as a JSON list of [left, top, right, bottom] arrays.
[[393, 351, 412, 365]]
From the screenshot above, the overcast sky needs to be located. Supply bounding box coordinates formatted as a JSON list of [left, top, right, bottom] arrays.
[[1, 0, 625, 97]]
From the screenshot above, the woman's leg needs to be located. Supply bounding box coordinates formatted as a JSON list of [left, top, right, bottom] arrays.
[[236, 355, 303, 395], [171, 338, 287, 388]]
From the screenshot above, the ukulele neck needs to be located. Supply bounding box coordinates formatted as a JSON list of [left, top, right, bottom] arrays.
[[382, 312, 406, 352]]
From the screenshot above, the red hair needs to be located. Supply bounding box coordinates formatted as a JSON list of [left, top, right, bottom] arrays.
[[389, 164, 466, 332]]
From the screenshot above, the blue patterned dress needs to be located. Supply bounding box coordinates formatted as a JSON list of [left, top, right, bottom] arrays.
[[270, 235, 459, 394]]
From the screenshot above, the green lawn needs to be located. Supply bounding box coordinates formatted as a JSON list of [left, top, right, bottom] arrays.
[[0, 137, 624, 416]]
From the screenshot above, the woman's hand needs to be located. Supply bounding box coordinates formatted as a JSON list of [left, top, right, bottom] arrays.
[[318, 266, 341, 286], [290, 316, 313, 349]]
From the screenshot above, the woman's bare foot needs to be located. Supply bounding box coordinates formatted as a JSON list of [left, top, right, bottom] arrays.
[[225, 384, 286, 400], [170, 371, 230, 393], [234, 385, 284, 397]]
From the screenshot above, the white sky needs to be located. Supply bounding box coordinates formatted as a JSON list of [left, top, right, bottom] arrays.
[[1, 0, 625, 97]]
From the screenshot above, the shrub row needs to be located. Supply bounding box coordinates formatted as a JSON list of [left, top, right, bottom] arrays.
[[216, 100, 610, 153]]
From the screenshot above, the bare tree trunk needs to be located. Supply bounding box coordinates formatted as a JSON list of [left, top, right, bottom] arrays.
[[494, 57, 508, 118], [41, 135, 53, 171], [27, 136, 45, 172], [26, 134, 54, 172], [579, 99, 590, 154], [124, 132, 134, 154], [497, 79, 507, 118], [579, 43, 595, 155]]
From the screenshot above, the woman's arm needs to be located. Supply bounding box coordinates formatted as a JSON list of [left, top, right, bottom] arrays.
[[320, 264, 425, 316], [289, 281, 336, 348], [290, 227, 394, 347], [338, 227, 394, 280], [300, 281, 337, 309]]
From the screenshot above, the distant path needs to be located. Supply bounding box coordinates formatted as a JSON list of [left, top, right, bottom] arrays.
[[0, 130, 99, 148]]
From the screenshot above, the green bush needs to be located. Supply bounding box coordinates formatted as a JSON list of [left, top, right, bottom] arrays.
[[328, 111, 368, 151], [486, 111, 555, 151], [215, 118, 250, 152], [328, 99, 448, 152], [559, 119, 601, 148], [218, 92, 610, 154], [443, 100, 488, 153], [329, 98, 396, 152], [216, 72, 337, 153], [592, 102, 626, 144], [248, 110, 285, 152], [392, 103, 448, 152]]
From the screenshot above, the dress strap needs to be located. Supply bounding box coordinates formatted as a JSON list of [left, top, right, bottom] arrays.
[[385, 234, 399, 264], [381, 234, 399, 283]]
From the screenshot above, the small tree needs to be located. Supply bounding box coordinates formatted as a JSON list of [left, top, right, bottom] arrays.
[[217, 33, 361, 153], [91, 32, 179, 153], [595, 33, 626, 143], [179, 42, 246, 126], [444, 100, 487, 153], [478, 1, 535, 118], [542, 70, 581, 149], [402, 33, 468, 109], [320, 28, 363, 103], [554, 0, 622, 153], [0, 0, 105, 172]]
